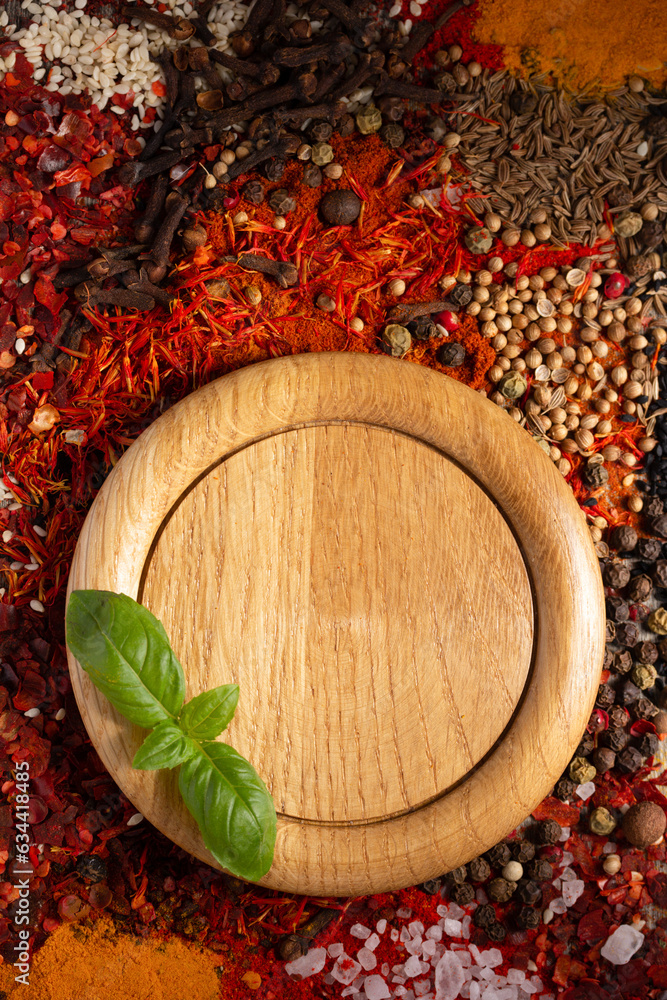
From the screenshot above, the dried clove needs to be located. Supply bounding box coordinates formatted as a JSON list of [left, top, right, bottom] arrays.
[[120, 6, 194, 40], [145, 192, 189, 283], [187, 46, 224, 91], [230, 0, 274, 57], [272, 38, 353, 67], [76, 283, 156, 312], [276, 909, 339, 961], [127, 269, 175, 309], [374, 74, 444, 104], [387, 300, 459, 324], [316, 0, 374, 46], [119, 150, 186, 187], [135, 173, 169, 244], [237, 253, 298, 288], [208, 49, 280, 87], [329, 51, 384, 102]]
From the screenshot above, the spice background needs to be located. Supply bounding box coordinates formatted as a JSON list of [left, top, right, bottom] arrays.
[[0, 0, 667, 998]]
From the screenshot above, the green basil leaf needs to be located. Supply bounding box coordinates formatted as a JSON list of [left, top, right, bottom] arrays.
[[178, 741, 276, 881], [178, 684, 239, 739], [66, 590, 186, 728], [132, 721, 197, 770]]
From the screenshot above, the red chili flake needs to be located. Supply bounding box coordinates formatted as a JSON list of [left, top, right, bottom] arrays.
[[50, 221, 67, 240], [88, 153, 114, 177], [532, 796, 581, 826]]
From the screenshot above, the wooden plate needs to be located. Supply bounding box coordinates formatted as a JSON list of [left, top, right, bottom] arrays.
[[66, 352, 605, 896]]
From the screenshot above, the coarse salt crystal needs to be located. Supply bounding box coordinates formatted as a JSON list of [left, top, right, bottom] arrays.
[[600, 925, 644, 965], [376, 919, 387, 934], [358, 948, 377, 971], [576, 781, 595, 801], [329, 943, 345, 958], [404, 955, 423, 977], [284, 947, 327, 978], [363, 974, 390, 999], [351, 924, 372, 939], [331, 956, 362, 986], [434, 951, 465, 1000], [444, 919, 462, 938]]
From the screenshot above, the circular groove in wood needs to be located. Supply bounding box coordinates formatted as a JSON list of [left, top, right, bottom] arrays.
[[66, 353, 605, 896], [139, 422, 535, 825]]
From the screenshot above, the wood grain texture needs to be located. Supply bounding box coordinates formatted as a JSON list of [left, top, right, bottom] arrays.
[[66, 352, 605, 896], [141, 424, 534, 823]]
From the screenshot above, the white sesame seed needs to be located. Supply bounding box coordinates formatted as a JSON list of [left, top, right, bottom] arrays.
[[25, 562, 39, 571], [55, 708, 66, 721], [74, 0, 87, 8], [2, 530, 12, 542], [29, 599, 45, 613], [127, 812, 144, 826], [24, 708, 41, 718], [8, 503, 22, 511], [10, 562, 24, 571], [33, 525, 47, 537], [389, 2, 402, 14]]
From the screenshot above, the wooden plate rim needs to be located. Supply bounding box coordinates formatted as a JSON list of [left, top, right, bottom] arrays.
[[66, 352, 605, 895]]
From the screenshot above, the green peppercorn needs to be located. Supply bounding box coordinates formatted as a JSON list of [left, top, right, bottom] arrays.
[[311, 142, 334, 166], [356, 105, 383, 135], [499, 372, 528, 399], [649, 608, 667, 635], [381, 324, 411, 357], [569, 756, 596, 784], [464, 226, 493, 254], [589, 806, 617, 836], [631, 662, 658, 690]]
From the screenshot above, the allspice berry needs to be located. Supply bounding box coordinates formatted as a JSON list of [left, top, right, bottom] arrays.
[[622, 801, 667, 848], [319, 189, 362, 226], [181, 224, 207, 253], [652, 709, 667, 735]]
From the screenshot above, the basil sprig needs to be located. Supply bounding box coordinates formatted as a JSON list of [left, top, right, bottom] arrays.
[[66, 590, 276, 881]]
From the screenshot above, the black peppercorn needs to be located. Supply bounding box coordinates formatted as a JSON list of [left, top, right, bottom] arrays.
[[575, 733, 595, 757], [450, 882, 475, 905], [243, 179, 265, 205], [409, 315, 437, 341], [486, 843, 512, 868], [592, 747, 616, 772], [450, 283, 473, 307], [583, 465, 609, 488], [604, 563, 631, 589], [554, 777, 576, 801], [442, 865, 467, 885], [611, 525, 638, 551], [303, 163, 323, 187], [516, 906, 541, 930], [654, 561, 667, 589], [622, 680, 642, 706], [380, 123, 405, 148], [516, 878, 542, 905], [639, 220, 665, 249], [613, 650, 633, 674], [419, 878, 442, 895], [487, 877, 517, 902], [650, 515, 667, 539], [603, 648, 614, 671], [468, 857, 491, 882], [269, 188, 296, 215], [264, 157, 286, 182], [609, 705, 629, 728], [336, 113, 355, 137], [644, 497, 664, 519], [485, 922, 507, 942], [617, 746, 644, 773], [536, 819, 562, 845], [527, 859, 553, 881], [310, 121, 333, 143], [631, 695, 659, 720], [638, 537, 663, 560], [598, 728, 628, 752], [616, 622, 639, 647], [76, 855, 108, 883], [636, 732, 659, 758], [606, 596, 630, 622], [437, 342, 466, 367], [606, 620, 617, 643], [596, 683, 615, 709], [628, 575, 653, 602], [637, 642, 658, 664], [511, 840, 535, 863], [319, 189, 362, 226], [473, 903, 496, 929]]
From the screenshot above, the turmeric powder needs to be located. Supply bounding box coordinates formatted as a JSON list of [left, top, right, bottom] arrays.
[[473, 0, 667, 92]]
